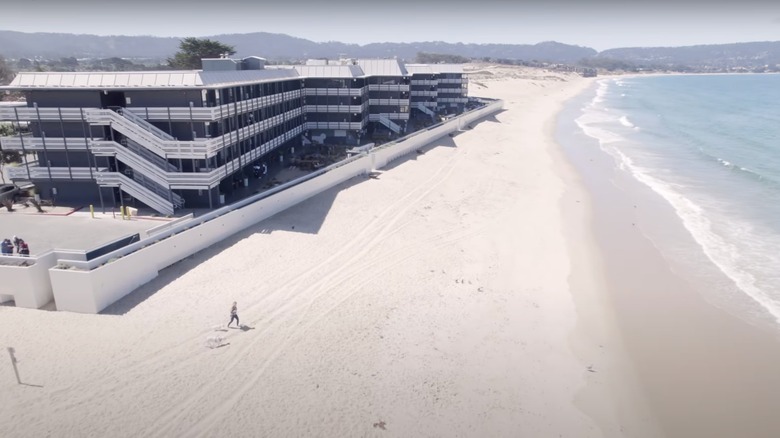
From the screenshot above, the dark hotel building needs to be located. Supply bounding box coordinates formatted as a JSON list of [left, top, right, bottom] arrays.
[[0, 57, 468, 215]]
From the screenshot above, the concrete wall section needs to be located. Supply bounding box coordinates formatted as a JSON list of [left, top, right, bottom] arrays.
[[0, 252, 57, 309], [50, 253, 159, 314]]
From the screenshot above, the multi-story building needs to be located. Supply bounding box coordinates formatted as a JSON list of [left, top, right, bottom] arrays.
[[0, 56, 468, 215], [356, 59, 410, 138], [295, 63, 369, 146], [406, 64, 468, 117]]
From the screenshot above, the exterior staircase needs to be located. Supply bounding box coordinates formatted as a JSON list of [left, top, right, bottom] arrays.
[[378, 115, 402, 134], [415, 102, 436, 118], [94, 171, 176, 216]]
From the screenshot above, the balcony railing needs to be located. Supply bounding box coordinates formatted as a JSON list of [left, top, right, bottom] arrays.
[[368, 84, 411, 92], [0, 90, 304, 124], [410, 91, 438, 97], [368, 113, 410, 121], [438, 97, 469, 103], [410, 80, 438, 86], [7, 162, 102, 180], [0, 135, 93, 151], [304, 88, 365, 97], [303, 104, 365, 114], [0, 107, 86, 122], [304, 121, 365, 130], [133, 90, 303, 121], [95, 171, 175, 216], [368, 99, 411, 106], [85, 107, 303, 159]]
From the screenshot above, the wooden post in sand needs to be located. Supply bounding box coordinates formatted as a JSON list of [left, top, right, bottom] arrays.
[[7, 347, 21, 384]]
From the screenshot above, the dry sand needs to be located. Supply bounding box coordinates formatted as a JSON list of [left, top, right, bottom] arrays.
[[0, 65, 655, 437]]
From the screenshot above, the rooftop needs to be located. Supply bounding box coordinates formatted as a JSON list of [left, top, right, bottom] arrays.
[[3, 69, 300, 90], [356, 59, 409, 76], [2, 58, 465, 91], [293, 65, 364, 78], [405, 64, 465, 74]]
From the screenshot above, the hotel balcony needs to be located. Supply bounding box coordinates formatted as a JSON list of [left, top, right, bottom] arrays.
[[368, 84, 411, 92]]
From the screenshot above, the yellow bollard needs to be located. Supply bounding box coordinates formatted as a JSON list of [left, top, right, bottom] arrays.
[[90, 204, 94, 219], [120, 206, 126, 220]]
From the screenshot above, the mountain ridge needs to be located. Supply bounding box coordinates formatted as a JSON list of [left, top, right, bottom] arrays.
[[0, 30, 596, 63], [1, 30, 779, 70]]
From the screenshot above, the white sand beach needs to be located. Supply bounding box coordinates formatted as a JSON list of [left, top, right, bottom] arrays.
[[0, 65, 657, 437]]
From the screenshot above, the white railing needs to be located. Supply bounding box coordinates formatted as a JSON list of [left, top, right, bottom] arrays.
[[7, 163, 102, 180], [119, 109, 175, 140], [377, 115, 402, 134], [132, 90, 303, 121], [411, 91, 438, 97], [0, 91, 304, 124], [369, 113, 410, 121], [124, 138, 179, 172], [0, 135, 92, 151], [439, 78, 465, 84], [438, 98, 469, 103], [0, 107, 85, 122], [304, 121, 365, 130], [304, 88, 365, 97], [411, 80, 438, 86], [133, 172, 185, 209], [368, 99, 410, 106], [415, 103, 436, 117], [86, 107, 303, 159], [91, 141, 172, 190], [303, 105, 365, 114], [85, 109, 203, 158], [89, 124, 304, 193], [368, 84, 411, 92], [95, 171, 175, 216]]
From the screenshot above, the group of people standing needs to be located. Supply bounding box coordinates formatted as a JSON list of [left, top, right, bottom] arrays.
[[1, 236, 30, 256]]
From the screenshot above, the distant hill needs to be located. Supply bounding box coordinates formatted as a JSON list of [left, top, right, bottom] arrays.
[[2, 30, 779, 72], [0, 30, 596, 64], [0, 31, 180, 59], [599, 41, 780, 70]]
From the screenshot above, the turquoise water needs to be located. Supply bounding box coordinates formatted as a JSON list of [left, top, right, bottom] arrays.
[[574, 74, 780, 322]]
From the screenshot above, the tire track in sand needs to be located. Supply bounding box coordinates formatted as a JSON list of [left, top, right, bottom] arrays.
[[149, 145, 473, 436]]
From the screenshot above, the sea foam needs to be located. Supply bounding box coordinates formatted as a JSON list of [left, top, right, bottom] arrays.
[[574, 75, 780, 324]]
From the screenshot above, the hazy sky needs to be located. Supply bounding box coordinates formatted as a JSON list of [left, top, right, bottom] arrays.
[[1, 0, 779, 51]]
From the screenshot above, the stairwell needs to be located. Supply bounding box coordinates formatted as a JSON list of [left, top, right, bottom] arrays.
[[378, 115, 402, 134]]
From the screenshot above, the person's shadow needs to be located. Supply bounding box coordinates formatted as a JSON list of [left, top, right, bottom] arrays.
[[238, 325, 256, 332]]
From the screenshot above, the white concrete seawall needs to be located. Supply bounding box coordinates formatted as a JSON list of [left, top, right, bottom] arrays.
[[0, 99, 503, 313]]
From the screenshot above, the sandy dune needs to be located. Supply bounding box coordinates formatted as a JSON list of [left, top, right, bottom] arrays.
[[0, 66, 649, 437]]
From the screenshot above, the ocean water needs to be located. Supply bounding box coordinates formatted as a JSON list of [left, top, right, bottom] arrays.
[[573, 74, 780, 324]]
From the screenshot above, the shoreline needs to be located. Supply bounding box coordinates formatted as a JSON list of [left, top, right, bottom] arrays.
[[553, 84, 661, 437], [558, 78, 780, 436]]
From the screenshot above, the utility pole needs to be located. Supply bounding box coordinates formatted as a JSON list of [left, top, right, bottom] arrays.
[[7, 347, 21, 384]]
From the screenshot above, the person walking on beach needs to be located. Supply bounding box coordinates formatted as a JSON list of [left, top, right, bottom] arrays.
[[228, 302, 239, 328]]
